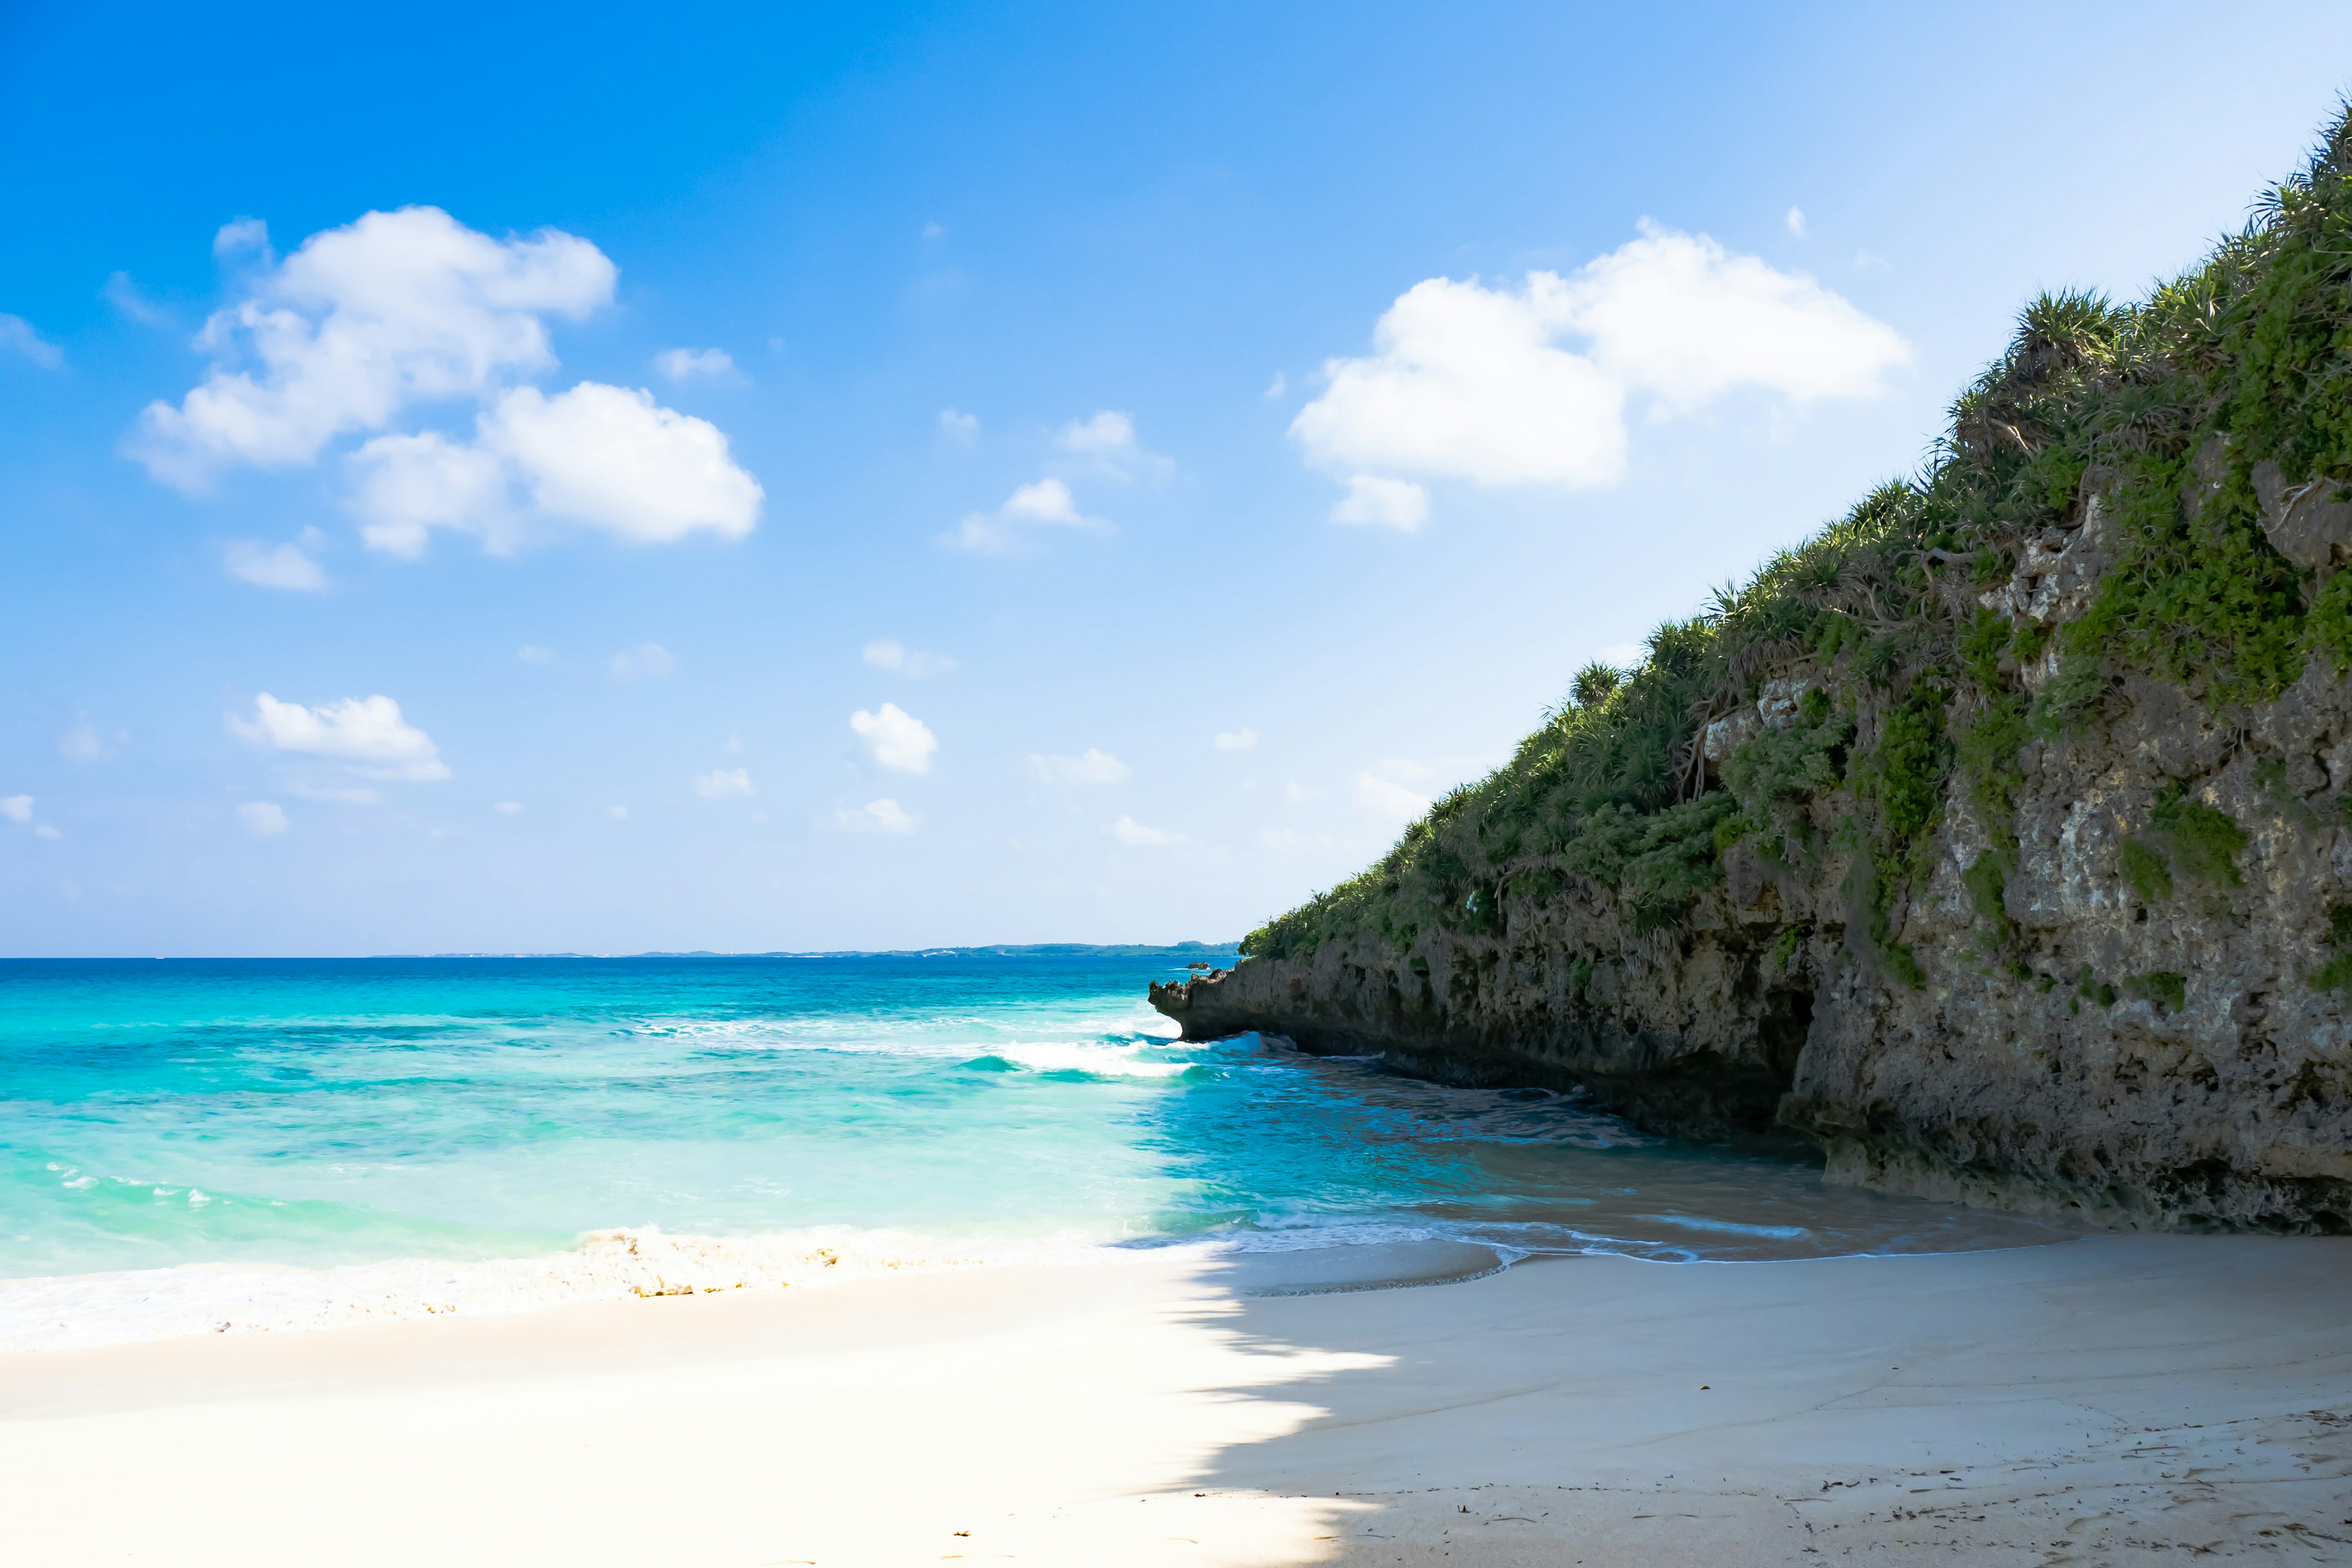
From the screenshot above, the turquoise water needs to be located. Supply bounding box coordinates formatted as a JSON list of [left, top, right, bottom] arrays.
[[1, 954, 2061, 1294]]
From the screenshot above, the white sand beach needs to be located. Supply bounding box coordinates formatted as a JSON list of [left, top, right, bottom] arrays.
[[5, 1234, 2348, 1566]]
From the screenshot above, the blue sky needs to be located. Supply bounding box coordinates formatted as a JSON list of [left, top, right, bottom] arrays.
[[6, 1, 2351, 956]]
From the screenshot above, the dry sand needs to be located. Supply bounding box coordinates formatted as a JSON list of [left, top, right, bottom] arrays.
[[4, 1234, 2349, 1565]]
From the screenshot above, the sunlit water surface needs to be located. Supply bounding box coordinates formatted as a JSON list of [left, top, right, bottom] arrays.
[[0, 955, 2067, 1342]]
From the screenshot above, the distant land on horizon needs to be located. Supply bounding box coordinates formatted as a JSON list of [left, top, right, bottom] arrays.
[[426, 942, 1243, 960]]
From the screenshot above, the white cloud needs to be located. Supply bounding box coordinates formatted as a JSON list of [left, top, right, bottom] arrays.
[[352, 382, 762, 555], [1291, 224, 1907, 513], [606, 805, 629, 820], [1264, 372, 1286, 399], [1596, 641, 1646, 668], [0, 314, 62, 369], [59, 717, 115, 763], [946, 477, 1101, 553], [1213, 728, 1258, 752], [1027, 748, 1130, 785], [850, 703, 937, 774], [1006, 477, 1085, 523], [133, 206, 614, 486], [127, 205, 761, 557], [1, 795, 31, 823], [1055, 410, 1170, 481], [1786, 207, 1806, 238], [1330, 475, 1428, 531], [939, 408, 979, 447], [102, 272, 170, 325], [655, 347, 733, 380], [1356, 770, 1431, 824], [1107, 815, 1184, 847], [611, 642, 674, 680], [862, 638, 956, 677], [516, 644, 555, 665], [214, 216, 272, 260], [836, 798, 918, 835], [238, 801, 288, 836], [1284, 780, 1319, 804], [695, 767, 753, 799], [493, 800, 523, 815], [229, 693, 450, 782], [34, 823, 61, 840], [225, 537, 328, 590]]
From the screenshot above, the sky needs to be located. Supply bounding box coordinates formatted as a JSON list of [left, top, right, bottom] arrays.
[[5, 1, 2351, 956]]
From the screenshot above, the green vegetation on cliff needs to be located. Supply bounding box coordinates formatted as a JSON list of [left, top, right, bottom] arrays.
[[1243, 107, 2352, 965]]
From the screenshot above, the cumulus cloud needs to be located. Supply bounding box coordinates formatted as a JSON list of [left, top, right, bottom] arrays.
[[1330, 475, 1428, 531], [225, 535, 328, 590], [1291, 224, 1907, 517], [1213, 728, 1258, 751], [1786, 207, 1807, 238], [1107, 815, 1184, 847], [127, 205, 760, 556], [946, 477, 1101, 552], [229, 693, 450, 782], [352, 383, 761, 556], [0, 314, 62, 369], [1055, 410, 1170, 482], [862, 638, 956, 677], [1027, 748, 1130, 785], [238, 801, 288, 835], [850, 703, 937, 774], [493, 800, 523, 815], [1, 795, 31, 823], [695, 767, 753, 799], [1356, 769, 1431, 825], [133, 206, 613, 484], [836, 797, 918, 835], [939, 408, 979, 447], [610, 642, 674, 680], [655, 347, 733, 380], [607, 805, 629, 820], [34, 823, 61, 840]]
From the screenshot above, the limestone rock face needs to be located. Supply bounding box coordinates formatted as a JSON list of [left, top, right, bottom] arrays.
[[1152, 554, 2352, 1231], [2253, 460, 2352, 572]]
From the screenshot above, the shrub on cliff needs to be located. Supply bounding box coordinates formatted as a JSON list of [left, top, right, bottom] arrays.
[[1239, 103, 2352, 968]]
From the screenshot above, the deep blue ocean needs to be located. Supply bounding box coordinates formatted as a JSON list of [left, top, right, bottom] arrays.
[[0, 952, 2063, 1344]]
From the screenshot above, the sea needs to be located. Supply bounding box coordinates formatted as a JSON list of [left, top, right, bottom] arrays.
[[0, 951, 2067, 1351]]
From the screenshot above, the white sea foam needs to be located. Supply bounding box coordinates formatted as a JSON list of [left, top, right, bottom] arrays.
[[0, 1226, 1120, 1355], [993, 1041, 1190, 1077]]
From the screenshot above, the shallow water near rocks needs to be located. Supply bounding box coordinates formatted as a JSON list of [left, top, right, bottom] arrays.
[[0, 953, 2070, 1346]]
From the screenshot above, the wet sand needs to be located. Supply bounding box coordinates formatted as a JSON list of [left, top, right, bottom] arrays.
[[4, 1234, 2348, 1564]]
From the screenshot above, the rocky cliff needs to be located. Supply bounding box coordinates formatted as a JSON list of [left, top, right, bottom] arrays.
[[1153, 115, 2352, 1232]]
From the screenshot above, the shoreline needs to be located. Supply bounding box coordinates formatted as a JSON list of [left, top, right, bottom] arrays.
[[6, 1232, 2346, 1564]]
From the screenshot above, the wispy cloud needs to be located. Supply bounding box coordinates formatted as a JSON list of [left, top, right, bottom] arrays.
[[1027, 748, 1129, 785], [0, 314, 62, 369], [863, 638, 956, 677]]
